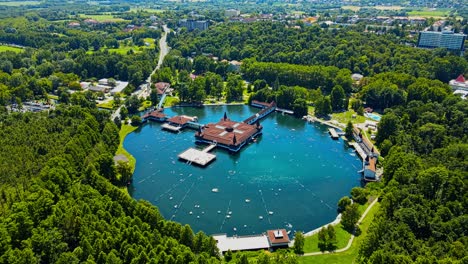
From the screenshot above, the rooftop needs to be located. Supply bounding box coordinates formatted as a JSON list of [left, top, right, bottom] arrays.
[[167, 115, 197, 126], [365, 156, 377, 173], [196, 117, 261, 147], [213, 234, 270, 253], [267, 229, 290, 245]]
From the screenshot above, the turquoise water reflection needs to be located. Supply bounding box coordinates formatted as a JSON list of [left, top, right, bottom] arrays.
[[126, 105, 361, 236]]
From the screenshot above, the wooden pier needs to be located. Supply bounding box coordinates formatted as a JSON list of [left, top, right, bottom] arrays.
[[328, 128, 339, 139], [178, 144, 217, 166]]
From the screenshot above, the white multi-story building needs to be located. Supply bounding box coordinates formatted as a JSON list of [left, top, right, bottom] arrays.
[[417, 31, 466, 51]]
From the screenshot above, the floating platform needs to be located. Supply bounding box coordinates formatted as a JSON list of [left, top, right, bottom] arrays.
[[162, 123, 182, 132], [328, 128, 339, 139], [178, 146, 216, 166]]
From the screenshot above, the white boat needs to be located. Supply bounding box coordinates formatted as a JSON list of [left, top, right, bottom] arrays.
[[268, 211, 274, 215], [259, 216, 263, 220], [226, 215, 231, 218], [245, 199, 251, 203], [212, 188, 219, 193]]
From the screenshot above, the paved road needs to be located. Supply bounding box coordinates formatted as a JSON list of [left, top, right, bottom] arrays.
[[302, 198, 379, 256], [111, 25, 171, 121]]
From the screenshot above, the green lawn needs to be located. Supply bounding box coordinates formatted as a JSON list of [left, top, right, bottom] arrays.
[[303, 226, 352, 253], [116, 124, 138, 173], [97, 100, 115, 109], [331, 110, 366, 126], [138, 100, 152, 111], [0, 45, 23, 53], [407, 9, 450, 17], [47, 94, 59, 100], [78, 14, 128, 22], [164, 96, 179, 107], [299, 203, 381, 264]]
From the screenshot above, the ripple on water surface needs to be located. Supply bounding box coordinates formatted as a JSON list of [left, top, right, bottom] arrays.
[[126, 105, 361, 236]]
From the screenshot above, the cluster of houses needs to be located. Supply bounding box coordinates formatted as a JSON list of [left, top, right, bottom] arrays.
[[80, 78, 129, 96]]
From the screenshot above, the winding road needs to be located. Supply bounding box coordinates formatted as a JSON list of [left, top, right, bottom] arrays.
[[111, 25, 171, 121], [302, 198, 379, 256]]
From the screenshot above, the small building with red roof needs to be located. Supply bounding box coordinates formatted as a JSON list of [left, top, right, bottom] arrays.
[[267, 229, 290, 249], [142, 110, 167, 122], [449, 74, 468, 91]]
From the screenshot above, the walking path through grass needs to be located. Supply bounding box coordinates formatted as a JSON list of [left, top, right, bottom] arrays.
[[302, 197, 379, 257]]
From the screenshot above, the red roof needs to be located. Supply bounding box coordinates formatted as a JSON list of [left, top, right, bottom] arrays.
[[196, 118, 260, 146], [455, 75, 466, 83], [155, 82, 170, 95], [167, 115, 194, 126], [143, 110, 166, 119], [267, 229, 290, 245]]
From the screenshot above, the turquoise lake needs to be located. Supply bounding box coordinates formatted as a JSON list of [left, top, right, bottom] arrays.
[[126, 105, 362, 236]]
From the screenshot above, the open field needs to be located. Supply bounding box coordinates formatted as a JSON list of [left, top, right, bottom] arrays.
[[299, 203, 381, 264], [342, 5, 403, 11], [78, 14, 128, 22], [407, 10, 449, 18], [116, 124, 138, 173], [341, 6, 360, 12], [303, 226, 352, 253], [97, 100, 114, 109], [129, 7, 164, 13], [0, 45, 23, 53], [0, 1, 40, 6], [374, 5, 403, 10]]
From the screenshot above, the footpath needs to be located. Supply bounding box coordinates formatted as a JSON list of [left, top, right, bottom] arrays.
[[302, 198, 379, 256]]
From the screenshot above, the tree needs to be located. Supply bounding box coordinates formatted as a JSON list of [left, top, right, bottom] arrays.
[[131, 115, 142, 126], [116, 161, 132, 185], [341, 203, 360, 232], [345, 121, 354, 140], [314, 96, 332, 117], [330, 85, 346, 111], [351, 187, 368, 204], [125, 95, 141, 114], [337, 196, 351, 213], [292, 98, 308, 118], [326, 225, 337, 250], [375, 112, 400, 145], [293, 231, 304, 254], [224, 249, 233, 262]]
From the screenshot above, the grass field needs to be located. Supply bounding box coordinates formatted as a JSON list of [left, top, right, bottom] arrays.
[[303, 226, 352, 253], [374, 5, 403, 10], [47, 94, 59, 100], [0, 45, 23, 53], [97, 100, 115, 109], [341, 6, 360, 11], [116, 124, 138, 173], [129, 7, 164, 13], [164, 96, 180, 107], [331, 110, 366, 126], [407, 9, 449, 18], [0, 1, 40, 6], [78, 14, 128, 22], [299, 203, 381, 264]]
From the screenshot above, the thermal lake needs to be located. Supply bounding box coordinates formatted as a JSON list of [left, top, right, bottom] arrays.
[[126, 105, 362, 236]]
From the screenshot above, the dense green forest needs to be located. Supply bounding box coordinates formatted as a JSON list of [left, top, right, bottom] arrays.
[[168, 22, 467, 82], [0, 106, 220, 263], [0, 15, 160, 106]]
